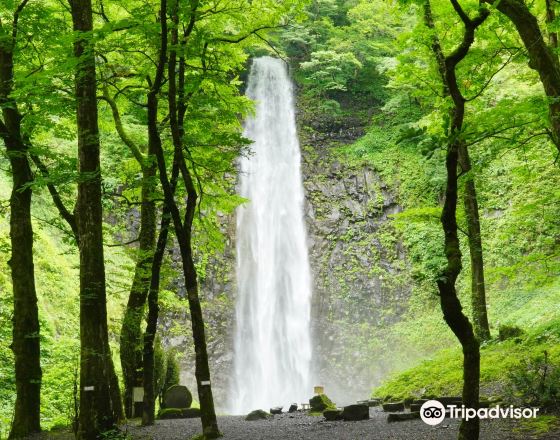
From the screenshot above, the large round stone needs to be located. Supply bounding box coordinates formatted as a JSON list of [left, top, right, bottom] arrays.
[[162, 385, 192, 409]]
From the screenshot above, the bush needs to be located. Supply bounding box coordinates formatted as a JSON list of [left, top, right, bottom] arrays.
[[507, 351, 560, 410], [499, 325, 524, 341]]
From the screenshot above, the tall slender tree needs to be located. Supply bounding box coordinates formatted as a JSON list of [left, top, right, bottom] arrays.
[[423, 1, 489, 439], [0, 1, 42, 437], [140, 2, 221, 436], [68, 0, 123, 437], [424, 1, 491, 341], [102, 85, 158, 419]]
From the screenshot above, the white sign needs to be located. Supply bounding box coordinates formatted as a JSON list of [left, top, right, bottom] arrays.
[[133, 387, 144, 402], [200, 380, 211, 386], [83, 386, 95, 392]]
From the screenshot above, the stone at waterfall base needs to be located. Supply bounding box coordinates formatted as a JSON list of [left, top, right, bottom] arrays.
[[382, 402, 405, 412], [323, 409, 343, 421], [158, 408, 201, 419], [309, 394, 335, 412], [341, 404, 369, 421], [245, 410, 271, 421]]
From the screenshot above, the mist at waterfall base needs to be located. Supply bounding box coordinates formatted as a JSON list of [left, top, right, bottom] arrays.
[[229, 57, 313, 415]]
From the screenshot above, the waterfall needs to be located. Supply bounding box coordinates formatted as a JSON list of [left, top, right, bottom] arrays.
[[230, 57, 313, 414]]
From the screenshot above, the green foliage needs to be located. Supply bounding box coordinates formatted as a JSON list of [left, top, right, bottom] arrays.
[[507, 351, 560, 410], [300, 50, 362, 94], [498, 325, 524, 341], [373, 283, 560, 400], [516, 415, 559, 435], [282, 0, 407, 114], [154, 336, 167, 405], [163, 350, 181, 394]]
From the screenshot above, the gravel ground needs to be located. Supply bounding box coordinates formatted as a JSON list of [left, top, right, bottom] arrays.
[[124, 408, 555, 440]]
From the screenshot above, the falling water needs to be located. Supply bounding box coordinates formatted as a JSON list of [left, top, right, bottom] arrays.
[[230, 57, 313, 414]]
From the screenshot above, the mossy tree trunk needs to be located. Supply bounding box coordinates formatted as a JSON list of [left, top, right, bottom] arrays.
[[68, 0, 123, 437], [0, 3, 42, 436], [103, 84, 159, 419], [424, 1, 489, 439], [457, 145, 490, 341], [120, 168, 157, 418]]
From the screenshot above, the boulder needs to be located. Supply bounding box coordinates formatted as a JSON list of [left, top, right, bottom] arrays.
[[368, 399, 382, 407], [157, 407, 201, 419], [288, 404, 298, 413], [162, 385, 193, 409], [382, 402, 405, 412], [387, 412, 420, 423], [323, 409, 343, 421], [410, 403, 422, 412], [342, 404, 369, 421], [245, 409, 271, 421], [309, 394, 335, 412], [270, 407, 282, 415]]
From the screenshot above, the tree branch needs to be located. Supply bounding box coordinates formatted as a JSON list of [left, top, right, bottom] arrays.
[[30, 154, 79, 239], [100, 85, 146, 167]]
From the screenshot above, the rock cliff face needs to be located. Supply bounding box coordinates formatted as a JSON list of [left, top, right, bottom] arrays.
[[167, 94, 413, 410], [297, 103, 411, 404]]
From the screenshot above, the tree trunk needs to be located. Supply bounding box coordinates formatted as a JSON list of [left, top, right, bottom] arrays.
[[424, 2, 491, 342], [546, 0, 559, 50], [438, 138, 481, 440], [120, 165, 157, 418], [424, 2, 487, 438], [458, 145, 490, 341], [1, 27, 42, 437], [101, 83, 158, 418], [69, 0, 123, 437], [165, 2, 220, 436], [483, 0, 560, 155], [142, 206, 171, 425]]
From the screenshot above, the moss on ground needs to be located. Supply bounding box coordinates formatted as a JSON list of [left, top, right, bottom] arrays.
[[373, 314, 560, 400], [515, 415, 559, 435]]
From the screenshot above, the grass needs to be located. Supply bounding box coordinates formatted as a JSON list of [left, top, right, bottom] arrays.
[[372, 279, 560, 400], [515, 415, 559, 435]]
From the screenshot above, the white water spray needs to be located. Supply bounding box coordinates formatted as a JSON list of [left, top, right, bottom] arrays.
[[230, 57, 313, 414]]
